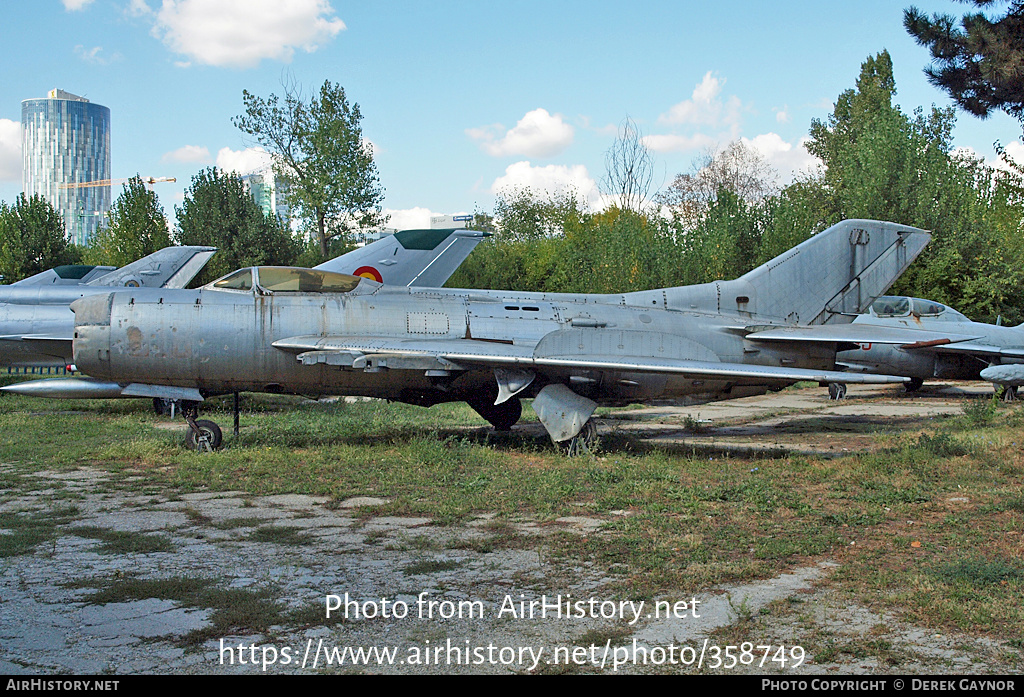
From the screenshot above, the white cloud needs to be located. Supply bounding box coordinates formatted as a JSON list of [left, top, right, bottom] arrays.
[[490, 161, 599, 204], [0, 119, 21, 183], [127, 0, 153, 17], [382, 207, 445, 231], [469, 108, 574, 158], [162, 145, 212, 164], [215, 146, 274, 174], [775, 106, 791, 124], [152, 0, 346, 69], [996, 141, 1024, 172], [954, 141, 1024, 176], [740, 133, 821, 183], [642, 132, 716, 154], [63, 0, 95, 10], [659, 72, 742, 128], [74, 45, 121, 65]]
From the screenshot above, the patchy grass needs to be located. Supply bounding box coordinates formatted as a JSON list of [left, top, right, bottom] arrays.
[[3, 385, 1024, 651], [246, 525, 314, 546], [68, 526, 176, 554], [0, 506, 80, 558], [68, 575, 284, 646], [402, 559, 463, 576]]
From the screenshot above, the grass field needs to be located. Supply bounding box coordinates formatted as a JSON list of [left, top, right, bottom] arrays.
[[1, 378, 1022, 670]]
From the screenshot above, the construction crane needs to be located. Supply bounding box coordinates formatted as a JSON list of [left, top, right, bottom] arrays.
[[59, 177, 176, 190]]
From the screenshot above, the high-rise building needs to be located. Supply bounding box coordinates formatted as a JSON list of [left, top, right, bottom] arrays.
[[22, 89, 111, 245], [240, 166, 291, 223]]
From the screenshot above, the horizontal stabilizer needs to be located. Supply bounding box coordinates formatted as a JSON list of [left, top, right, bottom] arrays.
[[6, 333, 74, 342], [927, 342, 1024, 360], [0, 378, 204, 402]]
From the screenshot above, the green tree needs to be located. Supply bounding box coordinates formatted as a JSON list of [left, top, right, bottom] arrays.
[[0, 194, 80, 282], [85, 176, 170, 267], [806, 50, 1024, 322], [904, 1, 1024, 128], [174, 168, 301, 283], [233, 79, 385, 257]]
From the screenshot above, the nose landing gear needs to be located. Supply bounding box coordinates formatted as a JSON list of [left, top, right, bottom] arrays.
[[181, 401, 223, 452]]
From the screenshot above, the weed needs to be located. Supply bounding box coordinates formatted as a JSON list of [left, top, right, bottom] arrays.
[[69, 526, 176, 554], [72, 575, 283, 646], [682, 414, 711, 433], [962, 396, 998, 426], [0, 506, 80, 558], [402, 559, 463, 575], [931, 558, 1024, 587], [247, 525, 313, 546]]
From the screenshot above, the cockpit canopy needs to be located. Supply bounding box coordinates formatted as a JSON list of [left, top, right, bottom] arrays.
[[207, 266, 373, 294], [868, 296, 969, 322]]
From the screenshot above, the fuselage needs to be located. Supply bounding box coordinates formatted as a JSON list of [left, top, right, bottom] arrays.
[[72, 270, 836, 405], [0, 286, 122, 367]]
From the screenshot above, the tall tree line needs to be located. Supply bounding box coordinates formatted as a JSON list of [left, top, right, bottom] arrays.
[[450, 50, 1024, 324]]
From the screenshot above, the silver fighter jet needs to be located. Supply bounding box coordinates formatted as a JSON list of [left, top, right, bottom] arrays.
[[828, 295, 1024, 399], [0, 228, 486, 373], [59, 219, 938, 451], [0, 246, 216, 368]]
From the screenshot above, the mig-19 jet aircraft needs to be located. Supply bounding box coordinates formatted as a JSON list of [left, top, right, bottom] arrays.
[[53, 219, 954, 452], [825, 295, 1024, 400]]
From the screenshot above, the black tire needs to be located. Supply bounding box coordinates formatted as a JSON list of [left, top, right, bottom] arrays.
[[185, 419, 223, 451], [469, 397, 522, 431], [827, 383, 846, 400], [904, 378, 924, 393]]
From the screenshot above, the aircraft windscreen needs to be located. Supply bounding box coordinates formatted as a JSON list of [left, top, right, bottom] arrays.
[[871, 296, 910, 317], [911, 298, 946, 316], [255, 267, 362, 293], [212, 268, 253, 291]]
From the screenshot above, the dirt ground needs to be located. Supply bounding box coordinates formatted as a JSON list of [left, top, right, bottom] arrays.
[[1, 382, 1020, 675]]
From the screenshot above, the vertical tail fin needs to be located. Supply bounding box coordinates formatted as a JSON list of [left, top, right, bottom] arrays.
[[87, 246, 217, 289], [735, 219, 930, 324], [315, 228, 489, 287]]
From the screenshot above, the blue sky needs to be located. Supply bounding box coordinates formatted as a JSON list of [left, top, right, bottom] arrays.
[[2, 0, 1022, 230]]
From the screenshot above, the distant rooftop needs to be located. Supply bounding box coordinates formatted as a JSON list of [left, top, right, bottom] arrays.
[[45, 89, 89, 102]]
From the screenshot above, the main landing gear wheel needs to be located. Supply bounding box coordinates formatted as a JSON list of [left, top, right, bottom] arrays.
[[904, 378, 923, 393], [185, 418, 222, 452], [1001, 385, 1018, 403], [827, 382, 847, 401], [559, 420, 599, 457], [469, 397, 522, 432]]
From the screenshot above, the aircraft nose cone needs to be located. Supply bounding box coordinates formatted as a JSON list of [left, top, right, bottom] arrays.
[[70, 292, 114, 326]]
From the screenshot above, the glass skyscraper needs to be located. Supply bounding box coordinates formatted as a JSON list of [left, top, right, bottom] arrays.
[[22, 89, 111, 245]]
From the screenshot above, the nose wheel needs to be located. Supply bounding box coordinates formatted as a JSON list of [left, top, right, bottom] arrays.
[[184, 416, 223, 452], [179, 401, 222, 451], [827, 382, 847, 400]]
